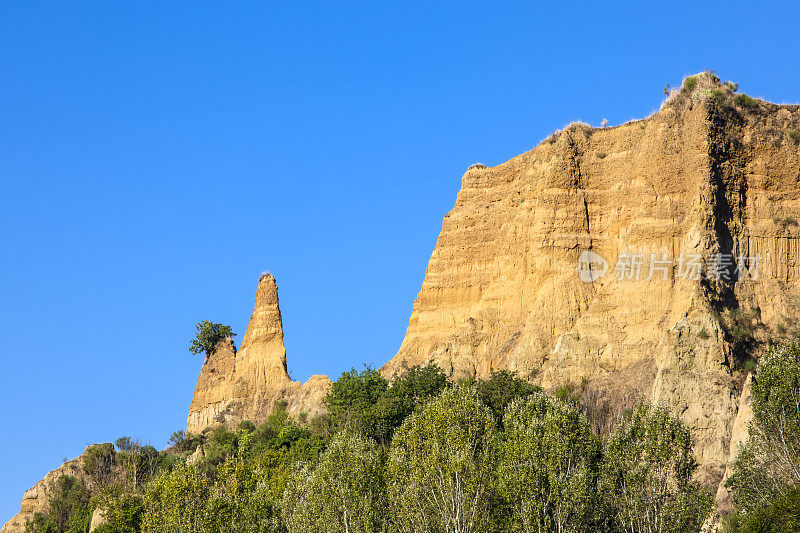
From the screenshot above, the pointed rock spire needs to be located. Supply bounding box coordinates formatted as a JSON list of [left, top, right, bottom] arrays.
[[187, 273, 330, 435], [237, 273, 289, 380]]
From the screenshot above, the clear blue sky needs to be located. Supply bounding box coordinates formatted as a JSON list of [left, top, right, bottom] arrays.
[[2, 1, 799, 523]]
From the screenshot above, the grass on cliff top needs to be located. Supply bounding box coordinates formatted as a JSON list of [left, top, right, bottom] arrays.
[[661, 71, 766, 115]]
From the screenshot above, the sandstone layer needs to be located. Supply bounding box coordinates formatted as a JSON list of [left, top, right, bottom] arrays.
[[382, 73, 800, 489], [186, 273, 330, 434]]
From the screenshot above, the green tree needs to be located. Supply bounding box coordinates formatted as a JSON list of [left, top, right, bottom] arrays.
[[324, 364, 449, 445], [499, 392, 598, 533], [205, 431, 285, 533], [324, 367, 390, 441], [387, 363, 449, 409], [474, 370, 539, 425], [387, 386, 499, 533], [142, 462, 210, 533], [600, 403, 712, 533], [168, 430, 202, 453], [83, 443, 117, 487], [727, 344, 800, 517], [283, 432, 385, 533], [94, 489, 145, 533], [114, 437, 159, 490], [189, 321, 236, 356], [722, 485, 800, 532], [374, 364, 450, 444], [204, 425, 240, 465]]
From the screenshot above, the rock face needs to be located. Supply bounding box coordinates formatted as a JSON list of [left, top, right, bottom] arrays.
[[1, 448, 98, 533], [89, 507, 107, 532], [715, 372, 754, 505], [186, 273, 330, 434], [382, 73, 800, 489]]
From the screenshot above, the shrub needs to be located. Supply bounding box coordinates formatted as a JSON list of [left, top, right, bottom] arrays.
[[26, 475, 93, 533], [725, 81, 739, 92], [205, 432, 285, 533], [734, 93, 758, 109], [773, 216, 799, 232], [142, 462, 210, 532], [554, 382, 580, 405], [238, 420, 256, 433], [474, 369, 540, 424], [167, 430, 201, 453], [115, 436, 134, 452], [95, 490, 144, 533], [189, 321, 236, 356], [710, 88, 729, 105], [683, 75, 699, 92], [204, 425, 240, 465], [596, 151, 607, 159], [723, 486, 800, 532], [83, 443, 117, 487], [545, 130, 561, 144], [114, 439, 160, 490], [697, 327, 710, 339], [788, 129, 800, 144]]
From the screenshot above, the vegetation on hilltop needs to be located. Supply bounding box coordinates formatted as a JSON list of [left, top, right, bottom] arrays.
[[188, 321, 236, 356]]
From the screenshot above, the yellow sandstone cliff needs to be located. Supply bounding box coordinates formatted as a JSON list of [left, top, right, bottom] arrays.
[[382, 73, 800, 489], [186, 273, 330, 434]]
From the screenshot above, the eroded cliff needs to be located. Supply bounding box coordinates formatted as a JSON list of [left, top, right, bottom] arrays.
[[382, 73, 800, 488]]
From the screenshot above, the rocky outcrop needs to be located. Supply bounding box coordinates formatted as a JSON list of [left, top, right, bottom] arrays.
[[89, 507, 107, 532], [382, 73, 800, 490], [186, 273, 330, 434], [715, 373, 754, 506], [1, 447, 99, 533]]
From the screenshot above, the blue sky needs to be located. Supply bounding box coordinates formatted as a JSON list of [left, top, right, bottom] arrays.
[[1, 0, 799, 523]]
